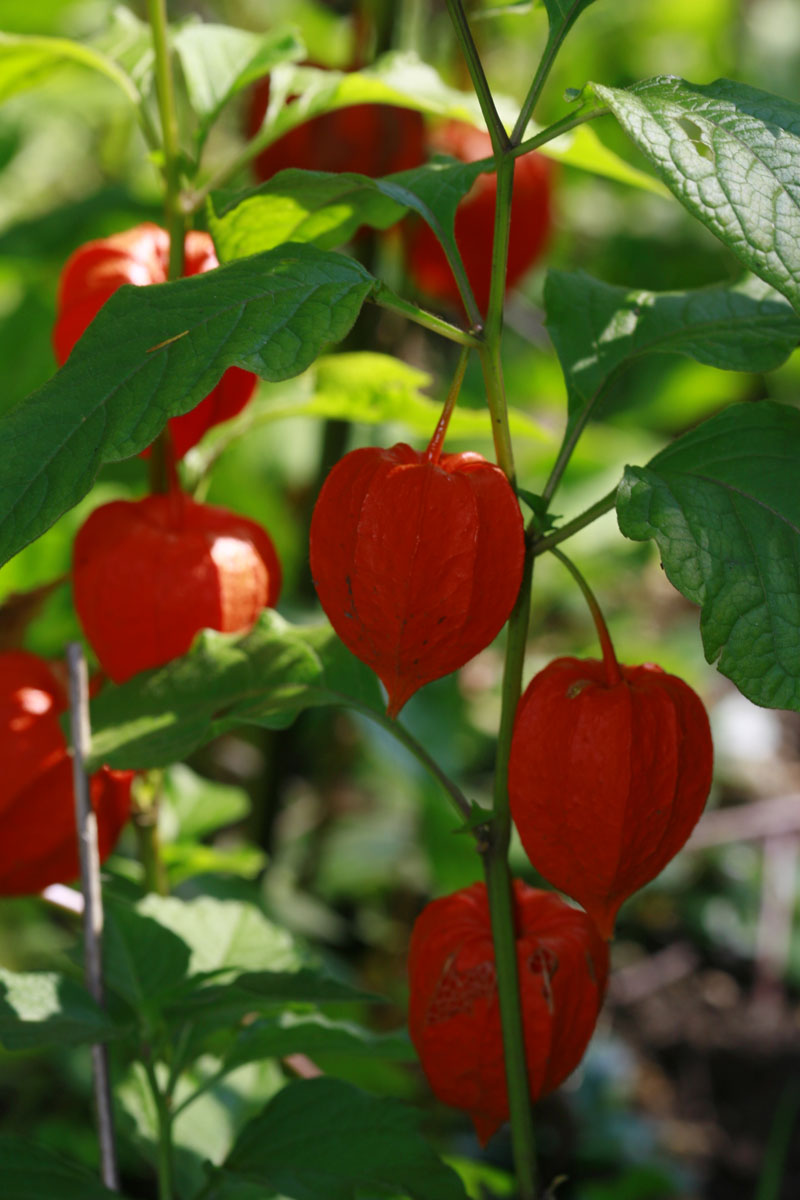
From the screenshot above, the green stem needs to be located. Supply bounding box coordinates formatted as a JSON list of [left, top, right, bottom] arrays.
[[146, 0, 186, 486], [143, 1056, 174, 1200], [484, 545, 538, 1199], [542, 374, 621, 507], [512, 11, 589, 142], [548, 547, 621, 686], [485, 151, 515, 348], [425, 346, 470, 462], [444, 0, 509, 153], [372, 282, 482, 346], [446, 5, 538, 1189], [352, 701, 474, 827], [146, 0, 184, 277], [532, 488, 617, 556], [131, 773, 169, 895]]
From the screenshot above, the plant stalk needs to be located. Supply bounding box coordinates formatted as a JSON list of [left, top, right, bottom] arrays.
[[512, 8, 588, 142], [444, 0, 509, 152], [483, 545, 538, 1200], [144, 1056, 174, 1200], [532, 488, 617, 556], [146, 0, 184, 279], [425, 346, 470, 463], [549, 547, 621, 686], [67, 642, 119, 1193], [447, 5, 538, 1193], [372, 282, 482, 346]]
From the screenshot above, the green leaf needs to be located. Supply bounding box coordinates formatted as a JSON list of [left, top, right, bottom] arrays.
[[546, 270, 800, 428], [173, 23, 303, 152], [207, 1077, 469, 1200], [616, 400, 800, 711], [86, 612, 381, 772], [258, 53, 481, 142], [590, 77, 800, 313], [0, 1135, 132, 1200], [208, 173, 407, 258], [199, 352, 548, 447], [0, 31, 139, 106], [0, 244, 374, 569], [209, 156, 484, 310], [102, 895, 373, 1040], [162, 841, 267, 887], [176, 970, 383, 1027], [540, 1, 600, 67], [544, 122, 670, 197], [221, 1014, 413, 1073], [102, 894, 300, 1016], [0, 967, 121, 1051], [444, 1157, 515, 1200], [162, 764, 252, 842]]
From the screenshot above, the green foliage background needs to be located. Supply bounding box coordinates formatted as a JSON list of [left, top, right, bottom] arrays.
[[1, 1, 800, 1198]]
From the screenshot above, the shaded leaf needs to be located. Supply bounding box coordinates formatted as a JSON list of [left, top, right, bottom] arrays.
[[0, 967, 121, 1051], [616, 400, 800, 711], [162, 764, 252, 842], [102, 894, 300, 1017], [0, 1135, 132, 1200], [221, 1013, 413, 1073], [208, 172, 406, 258], [173, 24, 303, 151], [196, 353, 548, 454], [591, 77, 800, 313], [206, 1077, 469, 1200], [0, 31, 139, 106], [87, 612, 381, 772], [0, 244, 373, 569], [546, 270, 800, 428], [174, 970, 383, 1028]]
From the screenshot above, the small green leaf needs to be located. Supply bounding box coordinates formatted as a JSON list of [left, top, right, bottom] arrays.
[[87, 612, 381, 772], [207, 1077, 469, 1200], [204, 352, 547, 445], [590, 77, 800, 313], [169, 970, 383, 1032], [162, 841, 267, 886], [0, 31, 139, 106], [541, 0, 599, 40], [208, 173, 406, 258], [0, 968, 121, 1051], [173, 24, 303, 151], [162, 764, 252, 842], [0, 244, 374, 569], [258, 53, 481, 142], [545, 270, 800, 430], [102, 894, 301, 1017], [222, 1014, 412, 1073], [616, 400, 800, 711], [453, 800, 492, 835], [0, 1136, 132, 1200]]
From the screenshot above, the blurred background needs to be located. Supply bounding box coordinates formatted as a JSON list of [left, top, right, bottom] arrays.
[[1, 1, 800, 1197]]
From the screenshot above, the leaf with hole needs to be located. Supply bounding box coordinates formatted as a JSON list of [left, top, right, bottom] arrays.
[[590, 77, 800, 313]]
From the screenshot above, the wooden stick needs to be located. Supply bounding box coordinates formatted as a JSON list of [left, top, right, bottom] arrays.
[[67, 642, 119, 1192]]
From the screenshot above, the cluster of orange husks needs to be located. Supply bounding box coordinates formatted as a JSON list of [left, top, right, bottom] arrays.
[[2, 71, 712, 1147]]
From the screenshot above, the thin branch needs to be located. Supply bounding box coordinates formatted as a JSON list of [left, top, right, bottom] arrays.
[[67, 642, 119, 1193], [445, 0, 510, 152], [532, 488, 618, 555], [372, 281, 482, 345]]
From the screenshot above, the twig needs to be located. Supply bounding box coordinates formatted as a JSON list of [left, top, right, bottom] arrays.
[[67, 642, 119, 1193]]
